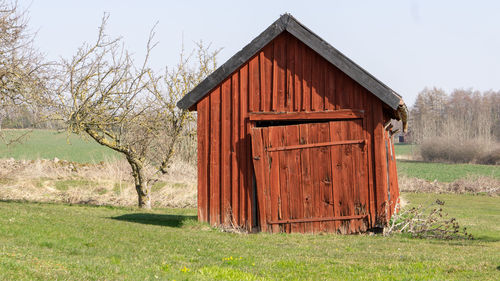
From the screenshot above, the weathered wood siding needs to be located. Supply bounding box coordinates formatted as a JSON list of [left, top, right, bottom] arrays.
[[196, 32, 398, 231], [251, 120, 370, 234]]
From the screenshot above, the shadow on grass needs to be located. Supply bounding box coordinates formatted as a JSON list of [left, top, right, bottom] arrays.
[[423, 236, 500, 245], [111, 213, 197, 228], [471, 235, 500, 243]]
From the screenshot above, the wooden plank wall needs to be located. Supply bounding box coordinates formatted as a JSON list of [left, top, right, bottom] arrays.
[[196, 31, 398, 230]]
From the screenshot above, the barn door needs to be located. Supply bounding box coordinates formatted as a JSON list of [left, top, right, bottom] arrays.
[[251, 120, 369, 234]]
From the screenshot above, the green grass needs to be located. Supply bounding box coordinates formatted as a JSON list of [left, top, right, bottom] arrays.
[[406, 193, 500, 242], [0, 129, 119, 163], [0, 193, 498, 280], [394, 143, 417, 156], [394, 143, 500, 182], [397, 160, 500, 182]]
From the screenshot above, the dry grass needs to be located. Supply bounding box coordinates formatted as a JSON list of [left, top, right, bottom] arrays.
[[0, 158, 197, 208], [399, 175, 499, 196], [2, 156, 497, 209]]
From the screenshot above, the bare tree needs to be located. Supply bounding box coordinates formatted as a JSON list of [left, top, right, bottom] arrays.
[[50, 15, 218, 208], [0, 0, 51, 141], [410, 87, 500, 144], [409, 87, 447, 143]]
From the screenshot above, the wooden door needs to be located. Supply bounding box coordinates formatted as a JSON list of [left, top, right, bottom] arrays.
[[251, 120, 369, 234]]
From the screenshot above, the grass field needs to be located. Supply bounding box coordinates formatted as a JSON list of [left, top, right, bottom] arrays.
[[393, 143, 417, 156], [3, 131, 417, 162], [0, 193, 498, 280], [397, 160, 500, 182], [0, 129, 119, 163], [394, 143, 500, 181]]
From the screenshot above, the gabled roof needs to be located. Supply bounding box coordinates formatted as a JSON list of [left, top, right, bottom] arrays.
[[177, 14, 403, 110]]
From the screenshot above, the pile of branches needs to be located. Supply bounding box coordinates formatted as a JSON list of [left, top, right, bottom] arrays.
[[384, 199, 473, 240]]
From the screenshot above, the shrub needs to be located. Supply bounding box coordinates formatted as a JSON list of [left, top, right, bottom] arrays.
[[476, 146, 500, 165], [420, 137, 499, 164]]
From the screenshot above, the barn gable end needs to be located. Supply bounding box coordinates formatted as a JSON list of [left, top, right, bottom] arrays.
[[178, 14, 404, 112], [182, 15, 404, 233]]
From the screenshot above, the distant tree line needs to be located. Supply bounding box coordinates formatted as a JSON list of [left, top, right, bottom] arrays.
[[0, 104, 63, 129], [409, 87, 500, 144]]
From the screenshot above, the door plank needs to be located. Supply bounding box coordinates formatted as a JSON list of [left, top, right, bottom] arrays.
[[328, 121, 340, 232], [308, 123, 321, 232], [250, 128, 268, 232], [262, 127, 273, 231], [317, 122, 334, 232], [268, 126, 281, 233], [277, 126, 291, 233], [298, 123, 313, 233], [268, 214, 367, 224], [266, 139, 365, 152], [285, 125, 303, 233]]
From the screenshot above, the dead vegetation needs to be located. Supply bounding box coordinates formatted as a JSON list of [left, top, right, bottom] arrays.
[[384, 199, 473, 240], [399, 175, 499, 196], [419, 138, 500, 165], [0, 158, 197, 208], [1, 157, 497, 209], [216, 208, 249, 234]]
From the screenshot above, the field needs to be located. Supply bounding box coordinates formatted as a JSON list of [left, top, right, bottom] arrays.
[[393, 143, 417, 156], [0, 130, 119, 163], [0, 193, 499, 280], [395, 144, 499, 182], [397, 160, 500, 182], [0, 130, 499, 280]]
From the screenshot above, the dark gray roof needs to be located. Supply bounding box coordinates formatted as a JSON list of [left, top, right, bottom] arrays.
[[177, 14, 402, 110]]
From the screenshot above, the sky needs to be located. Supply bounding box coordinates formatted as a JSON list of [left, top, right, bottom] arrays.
[[18, 0, 500, 106]]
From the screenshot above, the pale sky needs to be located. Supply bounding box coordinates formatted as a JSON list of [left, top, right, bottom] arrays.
[[18, 0, 500, 106]]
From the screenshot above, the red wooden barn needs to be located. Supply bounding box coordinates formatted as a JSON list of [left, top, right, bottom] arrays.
[[177, 14, 408, 234]]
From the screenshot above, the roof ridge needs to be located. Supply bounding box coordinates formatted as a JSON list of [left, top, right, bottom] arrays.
[[280, 13, 292, 28]]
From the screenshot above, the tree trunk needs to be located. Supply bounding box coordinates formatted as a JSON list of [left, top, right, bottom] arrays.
[[127, 157, 151, 209], [136, 182, 151, 209]]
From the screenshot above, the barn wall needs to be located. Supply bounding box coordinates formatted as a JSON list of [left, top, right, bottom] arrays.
[[196, 32, 396, 230]]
